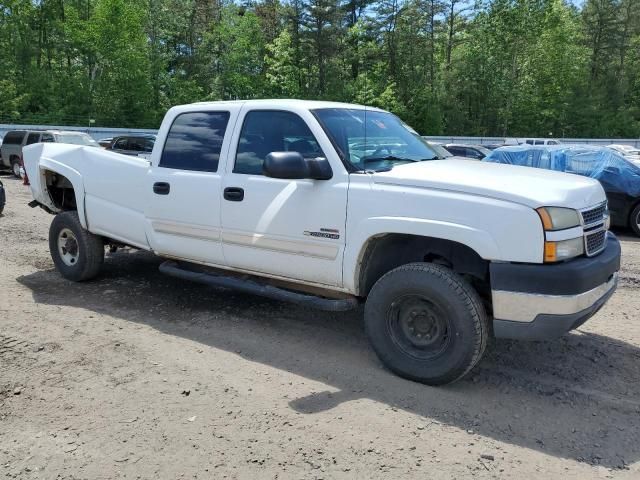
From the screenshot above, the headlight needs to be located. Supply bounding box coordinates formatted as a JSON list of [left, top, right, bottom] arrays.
[[537, 207, 583, 262], [536, 207, 581, 231]]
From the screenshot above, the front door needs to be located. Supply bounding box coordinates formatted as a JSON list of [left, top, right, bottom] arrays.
[[144, 109, 234, 265], [220, 108, 348, 287]]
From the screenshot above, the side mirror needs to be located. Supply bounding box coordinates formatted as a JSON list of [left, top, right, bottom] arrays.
[[263, 152, 332, 180]]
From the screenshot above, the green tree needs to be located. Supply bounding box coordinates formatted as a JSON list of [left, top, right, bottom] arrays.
[[265, 29, 302, 97], [91, 0, 154, 127]]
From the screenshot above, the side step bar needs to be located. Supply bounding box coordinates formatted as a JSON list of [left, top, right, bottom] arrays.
[[159, 261, 358, 312]]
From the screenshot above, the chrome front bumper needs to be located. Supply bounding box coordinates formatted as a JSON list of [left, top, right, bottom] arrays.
[[490, 233, 621, 340], [492, 272, 618, 323]]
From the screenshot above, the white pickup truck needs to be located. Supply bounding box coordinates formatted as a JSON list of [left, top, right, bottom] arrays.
[[23, 100, 621, 385]]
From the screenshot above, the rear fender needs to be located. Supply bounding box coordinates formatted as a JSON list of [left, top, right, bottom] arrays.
[[24, 144, 87, 228]]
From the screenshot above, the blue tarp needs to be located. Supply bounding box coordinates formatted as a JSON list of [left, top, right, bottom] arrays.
[[483, 145, 640, 197]]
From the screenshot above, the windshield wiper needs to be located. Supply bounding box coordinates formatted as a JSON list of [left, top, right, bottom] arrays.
[[362, 155, 439, 172], [364, 155, 436, 164]]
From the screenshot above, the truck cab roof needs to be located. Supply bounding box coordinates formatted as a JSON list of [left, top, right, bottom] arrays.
[[191, 98, 383, 112]]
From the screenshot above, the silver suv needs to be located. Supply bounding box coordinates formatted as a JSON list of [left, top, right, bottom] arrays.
[[1, 130, 99, 177]]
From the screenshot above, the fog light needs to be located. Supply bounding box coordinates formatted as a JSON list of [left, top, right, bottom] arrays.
[[544, 237, 584, 262]]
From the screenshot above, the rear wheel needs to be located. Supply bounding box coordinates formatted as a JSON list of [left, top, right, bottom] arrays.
[[364, 263, 488, 385], [49, 211, 104, 281], [10, 158, 21, 178], [630, 203, 640, 237]]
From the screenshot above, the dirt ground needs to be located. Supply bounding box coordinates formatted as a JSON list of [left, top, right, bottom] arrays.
[[0, 174, 639, 479]]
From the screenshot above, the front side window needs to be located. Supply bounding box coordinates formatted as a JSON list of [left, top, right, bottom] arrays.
[[112, 138, 128, 150], [234, 110, 324, 175], [160, 111, 229, 172], [128, 138, 145, 152], [447, 146, 464, 156], [313, 108, 437, 172], [26, 132, 40, 145], [41, 133, 55, 142], [473, 146, 491, 158]]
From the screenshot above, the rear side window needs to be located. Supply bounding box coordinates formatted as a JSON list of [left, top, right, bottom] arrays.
[[26, 133, 40, 145], [160, 111, 230, 172], [534, 140, 545, 145], [41, 133, 55, 142], [3, 131, 26, 144]]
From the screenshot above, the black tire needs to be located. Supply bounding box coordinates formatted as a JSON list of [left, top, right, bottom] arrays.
[[630, 203, 640, 237], [364, 262, 488, 386], [10, 157, 21, 178], [49, 211, 104, 281]]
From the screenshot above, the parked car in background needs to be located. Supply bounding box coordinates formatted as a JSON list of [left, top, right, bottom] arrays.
[[1, 130, 99, 177], [98, 137, 113, 148], [488, 138, 520, 149], [1, 130, 28, 176], [105, 135, 156, 159], [424, 141, 453, 159], [520, 138, 562, 146], [485, 145, 640, 236], [444, 144, 492, 160], [608, 144, 640, 163], [484, 143, 506, 150]]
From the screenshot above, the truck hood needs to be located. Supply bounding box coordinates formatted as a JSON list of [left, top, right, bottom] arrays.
[[372, 159, 606, 209]]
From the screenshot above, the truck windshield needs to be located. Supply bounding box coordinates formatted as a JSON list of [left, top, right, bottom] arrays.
[[313, 108, 438, 172]]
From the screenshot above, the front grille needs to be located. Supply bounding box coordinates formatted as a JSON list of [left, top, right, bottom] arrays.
[[585, 229, 606, 256], [581, 202, 607, 226]]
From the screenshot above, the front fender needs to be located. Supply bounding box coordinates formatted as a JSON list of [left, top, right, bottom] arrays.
[[343, 217, 500, 293]]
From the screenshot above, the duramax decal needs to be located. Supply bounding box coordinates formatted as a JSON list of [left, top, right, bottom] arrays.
[[304, 228, 340, 240]]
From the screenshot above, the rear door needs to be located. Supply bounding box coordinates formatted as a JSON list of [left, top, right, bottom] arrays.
[[144, 108, 237, 265]]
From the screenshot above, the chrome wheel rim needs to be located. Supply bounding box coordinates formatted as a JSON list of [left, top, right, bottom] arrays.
[[12, 162, 21, 177], [57, 228, 79, 266]]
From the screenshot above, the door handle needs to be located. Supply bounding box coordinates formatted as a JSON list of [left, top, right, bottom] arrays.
[[153, 182, 170, 195], [223, 187, 244, 202]]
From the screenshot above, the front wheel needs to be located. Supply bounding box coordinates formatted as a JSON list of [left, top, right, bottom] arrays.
[[49, 211, 104, 281], [364, 263, 488, 385]]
